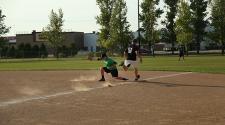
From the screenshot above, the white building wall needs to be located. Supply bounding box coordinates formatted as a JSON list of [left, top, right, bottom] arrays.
[[84, 33, 97, 52]]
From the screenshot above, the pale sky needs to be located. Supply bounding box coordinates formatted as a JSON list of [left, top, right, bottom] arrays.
[[0, 0, 165, 36]]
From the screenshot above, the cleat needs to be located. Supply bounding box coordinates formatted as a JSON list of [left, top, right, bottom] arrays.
[[119, 61, 124, 66], [122, 78, 129, 81], [99, 78, 105, 81], [135, 75, 140, 81], [108, 84, 113, 87]]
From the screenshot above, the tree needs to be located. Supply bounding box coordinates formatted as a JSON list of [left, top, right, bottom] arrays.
[[70, 43, 78, 56], [8, 46, 16, 58], [24, 43, 31, 58], [0, 9, 10, 58], [175, 0, 193, 55], [163, 0, 179, 54], [109, 0, 132, 54], [40, 43, 48, 58], [140, 0, 163, 55], [17, 43, 25, 58], [96, 0, 115, 50], [1, 46, 8, 58], [160, 28, 170, 43], [190, 0, 208, 54], [210, 0, 225, 55], [42, 9, 64, 58], [32, 45, 40, 58], [0, 9, 10, 37], [60, 45, 69, 57]]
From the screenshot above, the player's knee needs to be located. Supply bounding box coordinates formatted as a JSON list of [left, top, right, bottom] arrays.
[[100, 67, 104, 71], [123, 66, 128, 71]]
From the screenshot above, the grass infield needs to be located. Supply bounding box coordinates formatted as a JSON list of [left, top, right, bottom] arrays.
[[0, 55, 224, 74]]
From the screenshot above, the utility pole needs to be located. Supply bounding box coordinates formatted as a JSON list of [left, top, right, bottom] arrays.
[[138, 0, 141, 49]]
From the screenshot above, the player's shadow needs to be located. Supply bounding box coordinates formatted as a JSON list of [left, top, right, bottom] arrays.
[[138, 80, 225, 88]]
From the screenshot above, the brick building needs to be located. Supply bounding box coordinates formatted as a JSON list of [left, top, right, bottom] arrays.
[[16, 30, 85, 53]]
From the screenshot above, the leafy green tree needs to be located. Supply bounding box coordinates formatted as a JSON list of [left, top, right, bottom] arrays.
[[160, 28, 170, 44], [96, 0, 115, 50], [163, 0, 179, 54], [175, 0, 193, 55], [210, 0, 225, 55], [70, 43, 78, 56], [61, 45, 69, 57], [8, 46, 16, 58], [24, 43, 31, 58], [109, 0, 132, 54], [140, 0, 163, 55], [32, 45, 40, 58], [0, 9, 10, 37], [17, 43, 25, 58], [40, 43, 48, 58], [190, 0, 208, 54], [0, 9, 10, 58], [42, 9, 64, 58], [0, 37, 7, 57], [1, 46, 8, 58]]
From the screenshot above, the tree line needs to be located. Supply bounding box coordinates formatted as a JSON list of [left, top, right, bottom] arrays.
[[96, 0, 225, 55], [0, 43, 48, 58]]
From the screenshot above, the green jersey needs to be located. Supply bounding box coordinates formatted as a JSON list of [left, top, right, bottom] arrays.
[[104, 57, 117, 70]]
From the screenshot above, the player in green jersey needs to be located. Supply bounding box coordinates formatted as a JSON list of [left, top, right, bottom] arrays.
[[98, 53, 128, 82]]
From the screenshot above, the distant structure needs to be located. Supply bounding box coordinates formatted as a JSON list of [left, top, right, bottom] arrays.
[[15, 30, 99, 52], [4, 36, 16, 45], [16, 30, 84, 49], [84, 32, 97, 52]]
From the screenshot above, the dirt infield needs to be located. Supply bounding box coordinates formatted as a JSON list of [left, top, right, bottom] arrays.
[[0, 70, 225, 125]]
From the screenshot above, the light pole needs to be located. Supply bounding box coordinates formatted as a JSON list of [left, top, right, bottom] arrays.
[[138, 0, 141, 49]]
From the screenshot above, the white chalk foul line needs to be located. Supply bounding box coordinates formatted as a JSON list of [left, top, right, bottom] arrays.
[[0, 72, 192, 107], [144, 72, 193, 80], [0, 91, 74, 107]]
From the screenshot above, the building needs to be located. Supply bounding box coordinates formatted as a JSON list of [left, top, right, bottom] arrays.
[[16, 30, 84, 48], [6, 36, 16, 44], [2, 36, 16, 46], [84, 32, 97, 52]]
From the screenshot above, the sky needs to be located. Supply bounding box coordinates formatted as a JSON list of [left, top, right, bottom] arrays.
[[0, 0, 165, 36]]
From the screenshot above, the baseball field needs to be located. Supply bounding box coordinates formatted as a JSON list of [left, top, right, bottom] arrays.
[[0, 55, 225, 125]]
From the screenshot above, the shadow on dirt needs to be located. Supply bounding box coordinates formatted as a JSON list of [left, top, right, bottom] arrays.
[[137, 80, 225, 88]]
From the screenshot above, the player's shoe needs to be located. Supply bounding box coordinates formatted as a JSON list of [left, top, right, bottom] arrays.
[[135, 75, 140, 81], [122, 78, 129, 81], [99, 78, 105, 81], [108, 84, 113, 87], [119, 61, 124, 66]]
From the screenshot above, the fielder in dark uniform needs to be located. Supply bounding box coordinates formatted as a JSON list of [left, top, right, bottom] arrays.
[[179, 45, 185, 61], [98, 53, 128, 81], [120, 39, 142, 80]]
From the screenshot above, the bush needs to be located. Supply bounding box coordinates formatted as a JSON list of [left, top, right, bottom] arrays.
[[8, 46, 16, 58], [87, 52, 94, 60], [70, 43, 78, 56], [24, 43, 32, 58], [32, 45, 40, 58], [40, 43, 48, 58], [95, 52, 101, 57]]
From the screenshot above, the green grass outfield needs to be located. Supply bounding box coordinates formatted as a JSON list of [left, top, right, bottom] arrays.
[[0, 55, 224, 74]]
